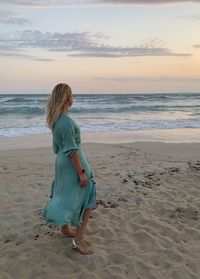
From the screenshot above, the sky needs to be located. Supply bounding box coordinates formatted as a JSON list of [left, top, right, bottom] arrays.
[[0, 0, 200, 94]]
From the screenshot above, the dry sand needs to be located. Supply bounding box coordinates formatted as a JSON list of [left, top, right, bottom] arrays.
[[0, 134, 200, 279]]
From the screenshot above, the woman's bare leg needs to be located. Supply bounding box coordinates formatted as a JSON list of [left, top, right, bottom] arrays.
[[73, 208, 93, 253], [61, 208, 92, 239], [61, 224, 76, 236], [76, 208, 92, 240]]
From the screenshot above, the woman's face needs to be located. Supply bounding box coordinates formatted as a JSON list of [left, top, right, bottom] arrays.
[[62, 94, 73, 111]]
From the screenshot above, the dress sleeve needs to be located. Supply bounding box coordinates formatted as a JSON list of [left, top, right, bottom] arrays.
[[61, 120, 79, 158], [53, 137, 59, 154]]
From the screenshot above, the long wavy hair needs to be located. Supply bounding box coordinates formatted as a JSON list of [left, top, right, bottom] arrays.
[[45, 83, 72, 130]]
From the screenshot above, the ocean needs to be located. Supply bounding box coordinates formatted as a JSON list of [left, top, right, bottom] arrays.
[[0, 93, 200, 137]]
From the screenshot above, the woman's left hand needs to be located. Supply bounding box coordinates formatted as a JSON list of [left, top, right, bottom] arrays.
[[79, 173, 88, 187]]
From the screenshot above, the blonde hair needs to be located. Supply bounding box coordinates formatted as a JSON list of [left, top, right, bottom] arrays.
[[45, 83, 72, 129]]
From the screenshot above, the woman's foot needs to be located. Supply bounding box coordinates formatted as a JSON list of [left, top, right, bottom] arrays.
[[72, 238, 94, 255], [61, 225, 77, 237]]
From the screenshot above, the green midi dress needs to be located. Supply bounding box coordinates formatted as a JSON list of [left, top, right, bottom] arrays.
[[42, 112, 96, 228]]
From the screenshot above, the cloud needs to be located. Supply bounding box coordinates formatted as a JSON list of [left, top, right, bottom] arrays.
[[0, 50, 55, 61], [0, 30, 191, 59], [99, 0, 200, 4], [0, 0, 200, 8], [0, 9, 32, 25], [193, 44, 200, 48], [179, 14, 200, 20], [94, 76, 200, 82]]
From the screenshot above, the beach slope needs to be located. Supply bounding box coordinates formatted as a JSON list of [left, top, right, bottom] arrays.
[[0, 139, 200, 279]]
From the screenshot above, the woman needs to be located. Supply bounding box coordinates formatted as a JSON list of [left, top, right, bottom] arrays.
[[42, 83, 96, 255]]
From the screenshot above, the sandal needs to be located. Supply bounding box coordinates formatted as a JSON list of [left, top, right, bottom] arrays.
[[72, 238, 94, 255]]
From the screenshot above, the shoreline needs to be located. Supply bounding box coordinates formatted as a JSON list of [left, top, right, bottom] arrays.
[[1, 141, 200, 162], [0, 128, 200, 151]]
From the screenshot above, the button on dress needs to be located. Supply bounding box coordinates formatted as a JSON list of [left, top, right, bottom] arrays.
[[42, 112, 96, 228]]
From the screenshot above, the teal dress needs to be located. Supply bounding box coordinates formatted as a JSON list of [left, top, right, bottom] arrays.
[[42, 112, 96, 228]]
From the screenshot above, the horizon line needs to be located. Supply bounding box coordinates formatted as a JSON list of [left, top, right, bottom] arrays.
[[0, 91, 200, 95]]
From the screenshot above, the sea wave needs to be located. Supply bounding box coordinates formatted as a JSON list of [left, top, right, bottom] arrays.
[[1, 104, 200, 115], [0, 119, 200, 137], [0, 93, 200, 137]]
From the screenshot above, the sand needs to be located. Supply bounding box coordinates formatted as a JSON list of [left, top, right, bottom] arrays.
[[0, 134, 200, 279], [1, 128, 200, 151]]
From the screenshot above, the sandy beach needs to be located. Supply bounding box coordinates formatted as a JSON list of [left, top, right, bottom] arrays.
[[0, 133, 200, 279]]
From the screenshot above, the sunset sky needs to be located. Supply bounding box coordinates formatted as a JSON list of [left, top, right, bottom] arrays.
[[0, 0, 200, 94]]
